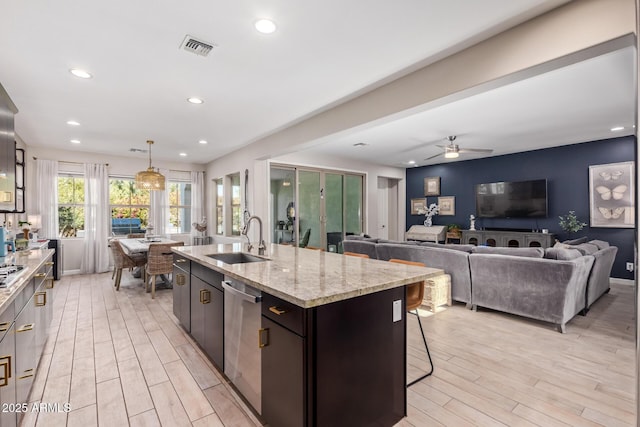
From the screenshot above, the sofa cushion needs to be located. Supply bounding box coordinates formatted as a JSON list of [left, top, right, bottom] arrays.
[[378, 239, 418, 245], [570, 243, 599, 255], [562, 236, 589, 245], [418, 241, 474, 252], [544, 248, 583, 260], [471, 246, 544, 258], [588, 239, 610, 250]]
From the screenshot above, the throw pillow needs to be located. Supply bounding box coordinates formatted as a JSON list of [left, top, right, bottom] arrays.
[[588, 239, 610, 250], [562, 236, 589, 245], [544, 248, 582, 260], [571, 243, 599, 255]]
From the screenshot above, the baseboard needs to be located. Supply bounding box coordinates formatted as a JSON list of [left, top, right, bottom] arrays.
[[63, 269, 82, 276], [611, 277, 635, 286]]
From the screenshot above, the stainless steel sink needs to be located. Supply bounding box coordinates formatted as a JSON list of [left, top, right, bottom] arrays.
[[206, 253, 268, 264]]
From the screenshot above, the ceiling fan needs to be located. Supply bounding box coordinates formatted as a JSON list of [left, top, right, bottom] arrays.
[[424, 136, 493, 160]]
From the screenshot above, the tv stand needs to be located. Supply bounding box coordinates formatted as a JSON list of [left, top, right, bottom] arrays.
[[461, 230, 555, 248]]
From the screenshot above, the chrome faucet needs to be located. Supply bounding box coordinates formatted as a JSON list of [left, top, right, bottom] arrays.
[[242, 216, 266, 255]]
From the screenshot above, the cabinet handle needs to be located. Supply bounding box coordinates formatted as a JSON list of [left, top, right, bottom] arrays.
[[176, 259, 187, 263], [269, 306, 286, 316], [0, 322, 9, 332], [16, 324, 34, 333], [258, 328, 269, 348], [45, 262, 54, 266], [35, 291, 47, 307], [18, 374, 34, 380], [176, 274, 186, 286], [200, 289, 211, 304], [45, 278, 54, 289], [0, 355, 10, 386], [35, 273, 46, 279]]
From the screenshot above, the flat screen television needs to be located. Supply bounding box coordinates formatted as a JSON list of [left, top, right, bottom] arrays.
[[475, 179, 548, 218]]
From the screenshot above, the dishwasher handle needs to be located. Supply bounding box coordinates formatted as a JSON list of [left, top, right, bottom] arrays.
[[222, 281, 262, 303]]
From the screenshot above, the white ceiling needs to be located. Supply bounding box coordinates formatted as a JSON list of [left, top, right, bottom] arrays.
[[2, 0, 631, 168]]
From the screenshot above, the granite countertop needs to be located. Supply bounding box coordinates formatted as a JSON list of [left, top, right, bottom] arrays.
[[174, 243, 444, 308], [0, 249, 55, 315]]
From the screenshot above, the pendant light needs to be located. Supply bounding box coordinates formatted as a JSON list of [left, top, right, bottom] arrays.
[[135, 140, 165, 190]]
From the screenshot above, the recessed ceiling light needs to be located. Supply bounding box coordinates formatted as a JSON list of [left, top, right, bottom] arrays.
[[198, 139, 208, 145], [408, 160, 416, 165], [70, 68, 92, 79], [179, 152, 187, 157], [70, 139, 81, 144], [255, 19, 277, 34], [187, 97, 204, 104], [66, 120, 80, 126], [610, 126, 625, 132]]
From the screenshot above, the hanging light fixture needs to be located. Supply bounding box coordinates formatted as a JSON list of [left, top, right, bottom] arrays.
[[135, 140, 165, 190]]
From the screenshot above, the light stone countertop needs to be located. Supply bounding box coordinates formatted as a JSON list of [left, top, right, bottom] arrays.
[[0, 248, 54, 315], [174, 243, 444, 308]]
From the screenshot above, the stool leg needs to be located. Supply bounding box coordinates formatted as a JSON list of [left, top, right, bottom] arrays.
[[151, 276, 156, 299], [408, 310, 434, 387]]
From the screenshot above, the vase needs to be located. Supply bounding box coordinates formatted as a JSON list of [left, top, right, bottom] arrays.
[[424, 217, 433, 227]]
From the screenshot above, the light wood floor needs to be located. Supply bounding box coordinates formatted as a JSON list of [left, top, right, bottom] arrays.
[[19, 272, 636, 427]]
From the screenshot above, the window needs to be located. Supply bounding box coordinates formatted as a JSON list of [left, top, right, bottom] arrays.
[[230, 173, 241, 235], [109, 178, 149, 235], [58, 174, 85, 238], [168, 181, 191, 234], [215, 178, 223, 235]]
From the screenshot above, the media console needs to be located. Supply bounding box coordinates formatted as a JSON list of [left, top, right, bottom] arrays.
[[461, 230, 556, 248]]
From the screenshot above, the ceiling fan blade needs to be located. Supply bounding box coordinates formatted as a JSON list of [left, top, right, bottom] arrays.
[[458, 148, 494, 154], [423, 152, 443, 160]]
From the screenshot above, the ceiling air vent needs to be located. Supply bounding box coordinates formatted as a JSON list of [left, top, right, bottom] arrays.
[[129, 148, 147, 153], [180, 35, 216, 57]]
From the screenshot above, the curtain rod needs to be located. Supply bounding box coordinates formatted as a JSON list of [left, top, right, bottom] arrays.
[[33, 157, 109, 167], [32, 157, 204, 173]]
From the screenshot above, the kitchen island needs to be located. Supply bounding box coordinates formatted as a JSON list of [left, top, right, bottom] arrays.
[[173, 243, 444, 427]]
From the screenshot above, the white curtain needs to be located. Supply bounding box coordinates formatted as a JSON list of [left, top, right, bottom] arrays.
[[35, 160, 59, 239], [80, 163, 110, 274], [149, 168, 169, 237], [190, 171, 205, 238]]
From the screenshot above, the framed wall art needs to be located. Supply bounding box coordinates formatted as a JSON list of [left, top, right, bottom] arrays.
[[589, 161, 634, 228], [410, 198, 426, 215], [424, 176, 440, 196], [438, 196, 455, 216]]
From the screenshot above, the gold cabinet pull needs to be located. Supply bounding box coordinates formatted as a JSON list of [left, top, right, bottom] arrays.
[[200, 289, 211, 304], [34, 273, 46, 279], [0, 322, 10, 332], [45, 262, 54, 266], [18, 369, 34, 380], [35, 291, 46, 307], [176, 274, 186, 286], [16, 324, 34, 333], [269, 306, 286, 316], [0, 355, 11, 386], [258, 328, 269, 348], [45, 278, 54, 289], [176, 258, 187, 263]]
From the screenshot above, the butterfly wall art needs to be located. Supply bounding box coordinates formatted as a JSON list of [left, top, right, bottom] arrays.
[[589, 161, 634, 228]]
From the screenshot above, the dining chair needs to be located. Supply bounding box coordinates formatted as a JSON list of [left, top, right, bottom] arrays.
[[388, 258, 434, 386], [146, 241, 185, 299], [110, 239, 148, 291], [343, 251, 369, 258]]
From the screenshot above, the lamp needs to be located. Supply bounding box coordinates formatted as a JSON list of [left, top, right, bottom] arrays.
[[135, 140, 165, 191], [444, 145, 459, 159]]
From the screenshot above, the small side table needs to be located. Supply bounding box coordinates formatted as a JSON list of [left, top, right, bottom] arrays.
[[422, 273, 452, 312]]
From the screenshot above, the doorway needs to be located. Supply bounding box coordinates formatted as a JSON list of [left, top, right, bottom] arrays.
[[377, 177, 399, 240]]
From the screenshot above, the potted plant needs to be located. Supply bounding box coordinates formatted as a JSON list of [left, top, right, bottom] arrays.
[[558, 211, 587, 235], [447, 223, 461, 237]]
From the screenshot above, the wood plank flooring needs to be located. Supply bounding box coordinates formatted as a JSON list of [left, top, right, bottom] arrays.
[[20, 271, 636, 426]]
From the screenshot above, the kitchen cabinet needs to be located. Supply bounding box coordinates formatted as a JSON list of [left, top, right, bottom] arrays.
[[34, 261, 54, 357], [172, 254, 191, 331], [190, 263, 224, 370], [0, 317, 16, 427], [260, 287, 406, 427], [14, 292, 35, 410]]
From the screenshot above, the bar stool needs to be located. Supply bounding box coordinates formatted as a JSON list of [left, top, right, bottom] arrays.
[[389, 258, 434, 386]]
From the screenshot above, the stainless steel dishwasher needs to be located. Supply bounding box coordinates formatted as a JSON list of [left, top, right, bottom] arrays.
[[222, 277, 262, 414]]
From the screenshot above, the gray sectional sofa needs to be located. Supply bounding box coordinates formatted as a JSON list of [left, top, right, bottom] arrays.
[[342, 236, 617, 332]]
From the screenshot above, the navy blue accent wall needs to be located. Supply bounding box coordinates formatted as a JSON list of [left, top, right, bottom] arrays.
[[406, 136, 635, 279]]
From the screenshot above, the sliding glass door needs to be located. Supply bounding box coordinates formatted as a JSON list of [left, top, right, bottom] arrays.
[[269, 165, 364, 252]]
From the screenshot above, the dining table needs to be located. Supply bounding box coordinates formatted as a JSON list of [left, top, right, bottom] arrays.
[[119, 237, 180, 285]]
